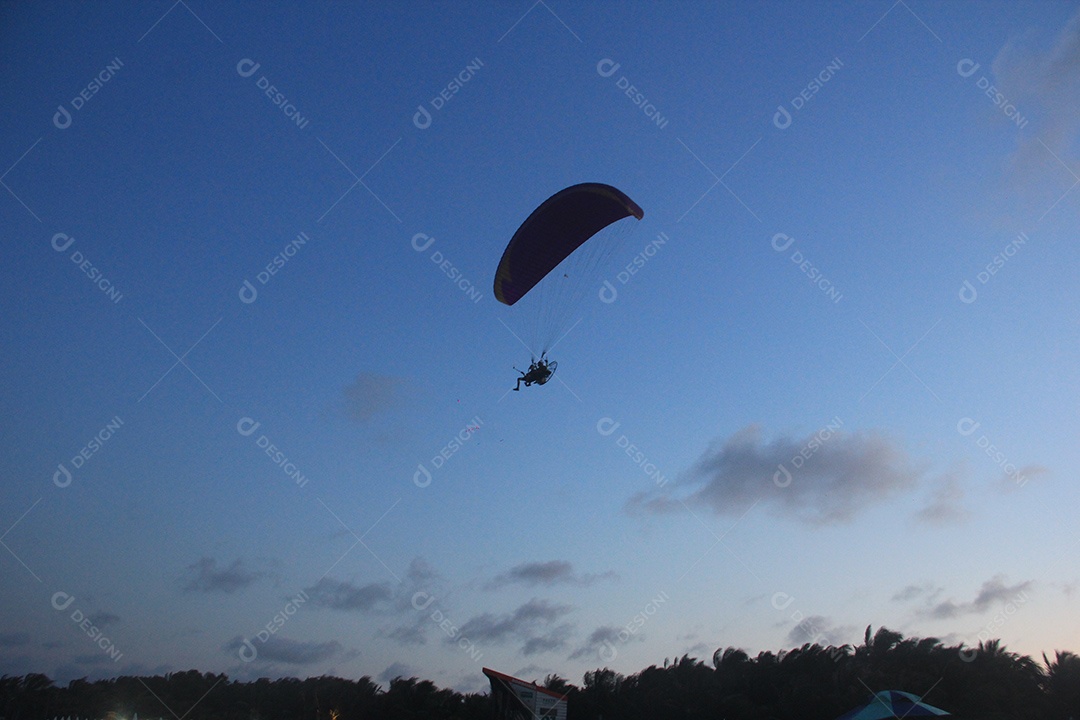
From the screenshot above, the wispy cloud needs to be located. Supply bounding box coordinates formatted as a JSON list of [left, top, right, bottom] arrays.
[[0, 632, 30, 647], [628, 426, 923, 525], [304, 577, 393, 612], [916, 471, 968, 525], [404, 557, 438, 585], [569, 626, 629, 660], [256, 638, 342, 665], [892, 583, 942, 603], [923, 576, 1033, 619], [341, 372, 406, 423], [72, 653, 116, 666], [487, 560, 616, 589], [986, 8, 1080, 221], [88, 612, 120, 629], [385, 623, 426, 646], [683, 641, 712, 658], [224, 636, 341, 665], [379, 661, 414, 682], [183, 557, 264, 594], [457, 599, 573, 654], [1000, 464, 1048, 491], [522, 623, 574, 656], [381, 557, 447, 644], [784, 616, 857, 647], [512, 664, 548, 681]]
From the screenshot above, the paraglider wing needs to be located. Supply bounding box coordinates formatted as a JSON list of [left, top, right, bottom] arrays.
[[494, 183, 643, 306]]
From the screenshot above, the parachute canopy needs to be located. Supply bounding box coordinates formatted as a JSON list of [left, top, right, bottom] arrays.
[[494, 183, 644, 306]]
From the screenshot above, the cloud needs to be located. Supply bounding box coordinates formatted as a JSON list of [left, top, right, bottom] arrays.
[[892, 583, 942, 603], [784, 616, 856, 647], [569, 626, 626, 660], [457, 599, 573, 653], [995, 8, 1080, 151], [916, 471, 968, 525], [88, 613, 120, 629], [260, 638, 342, 665], [50, 659, 171, 685], [341, 372, 406, 423], [405, 557, 438, 585], [380, 557, 446, 643], [72, 654, 115, 666], [385, 622, 426, 646], [1001, 464, 1048, 491], [392, 557, 440, 611], [53, 663, 90, 684], [379, 661, 414, 683], [628, 425, 923, 525], [683, 642, 711, 658], [304, 577, 393, 612], [224, 636, 341, 665], [0, 632, 30, 647], [513, 664, 547, 680], [183, 557, 264, 594], [924, 576, 1033, 619], [983, 9, 1080, 221], [487, 561, 617, 589], [522, 623, 574, 656]]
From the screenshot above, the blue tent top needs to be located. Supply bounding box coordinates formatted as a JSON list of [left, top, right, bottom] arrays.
[[836, 690, 950, 720]]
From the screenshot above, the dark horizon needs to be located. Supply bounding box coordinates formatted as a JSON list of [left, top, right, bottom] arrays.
[[4, 626, 1080, 720]]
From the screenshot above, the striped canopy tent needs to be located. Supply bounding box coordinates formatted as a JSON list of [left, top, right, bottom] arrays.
[[836, 690, 950, 720]]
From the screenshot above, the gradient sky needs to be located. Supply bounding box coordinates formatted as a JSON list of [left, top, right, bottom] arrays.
[[2, 0, 1079, 696]]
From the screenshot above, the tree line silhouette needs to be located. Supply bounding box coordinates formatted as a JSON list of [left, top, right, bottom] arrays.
[[3, 627, 1079, 720]]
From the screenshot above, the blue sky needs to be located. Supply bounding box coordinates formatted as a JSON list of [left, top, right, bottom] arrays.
[[2, 0, 1079, 695]]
